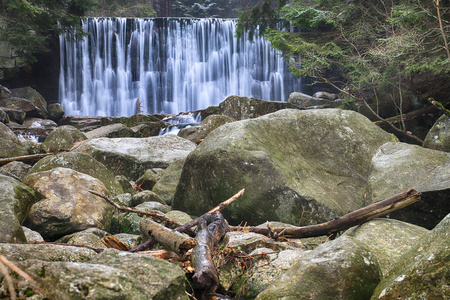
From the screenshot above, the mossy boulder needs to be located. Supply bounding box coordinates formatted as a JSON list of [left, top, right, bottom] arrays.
[[178, 114, 235, 143], [84, 123, 135, 139], [173, 109, 398, 226], [23, 167, 115, 240], [0, 243, 97, 262], [366, 142, 450, 228], [10, 86, 48, 119], [43, 125, 87, 151], [0, 122, 28, 158], [0, 174, 37, 243], [256, 236, 381, 299], [47, 103, 65, 122], [152, 159, 186, 205], [343, 218, 429, 275], [371, 214, 450, 299], [29, 152, 123, 196]]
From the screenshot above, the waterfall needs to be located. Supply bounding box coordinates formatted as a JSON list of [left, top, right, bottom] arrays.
[[59, 18, 301, 117]]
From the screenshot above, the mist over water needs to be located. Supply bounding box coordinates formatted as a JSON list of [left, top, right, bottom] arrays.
[[59, 18, 301, 117]]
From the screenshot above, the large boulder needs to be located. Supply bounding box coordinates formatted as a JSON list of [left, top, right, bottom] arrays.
[[0, 97, 45, 118], [0, 175, 37, 243], [0, 161, 31, 181], [74, 134, 196, 180], [1, 248, 186, 299], [0, 122, 28, 158], [84, 123, 135, 139], [218, 95, 298, 120], [47, 103, 65, 122], [29, 151, 123, 196], [0, 243, 97, 262], [173, 109, 398, 225], [288, 92, 344, 108], [10, 86, 48, 119], [152, 159, 186, 205], [371, 214, 450, 299], [23, 167, 115, 240], [366, 142, 450, 228], [423, 114, 450, 152], [42, 125, 87, 151], [343, 218, 429, 275], [256, 236, 381, 299]]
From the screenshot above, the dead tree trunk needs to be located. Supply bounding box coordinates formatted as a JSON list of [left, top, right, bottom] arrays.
[[191, 212, 229, 299], [231, 189, 421, 238]]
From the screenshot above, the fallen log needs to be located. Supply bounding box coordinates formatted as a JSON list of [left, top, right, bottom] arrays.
[[140, 218, 198, 255], [0, 153, 54, 166], [192, 212, 230, 299], [230, 189, 421, 239]]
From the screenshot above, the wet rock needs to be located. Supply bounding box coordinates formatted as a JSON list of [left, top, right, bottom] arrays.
[[22, 117, 57, 130]]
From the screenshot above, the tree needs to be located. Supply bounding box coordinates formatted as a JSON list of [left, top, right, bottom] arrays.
[[238, 0, 450, 139], [0, 0, 96, 63]]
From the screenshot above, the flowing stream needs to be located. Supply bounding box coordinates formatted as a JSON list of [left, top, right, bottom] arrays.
[[59, 18, 301, 117]]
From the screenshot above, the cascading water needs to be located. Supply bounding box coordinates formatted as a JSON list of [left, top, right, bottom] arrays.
[[59, 18, 301, 117]]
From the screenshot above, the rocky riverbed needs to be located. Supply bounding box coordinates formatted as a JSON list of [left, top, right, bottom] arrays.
[[0, 84, 449, 299]]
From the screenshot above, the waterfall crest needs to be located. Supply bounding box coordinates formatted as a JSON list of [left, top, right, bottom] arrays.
[[59, 18, 301, 117]]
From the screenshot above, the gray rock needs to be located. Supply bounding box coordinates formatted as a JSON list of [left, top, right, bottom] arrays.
[[29, 151, 123, 196], [135, 201, 171, 214], [0, 122, 28, 158], [0, 84, 11, 99], [22, 226, 44, 242], [173, 109, 398, 225], [343, 218, 429, 275], [131, 122, 162, 137], [218, 95, 298, 120], [288, 92, 343, 108], [0, 161, 31, 181], [22, 117, 57, 130], [74, 134, 196, 180], [23, 167, 115, 240], [223, 231, 293, 253], [0, 107, 9, 123], [371, 214, 450, 299], [6, 249, 186, 299], [43, 125, 87, 151], [178, 114, 235, 144], [131, 190, 166, 206], [313, 91, 339, 100], [0, 174, 37, 243], [47, 103, 65, 122], [114, 193, 133, 206], [10, 86, 48, 119], [1, 107, 26, 123], [0, 243, 97, 262], [135, 168, 165, 190], [165, 210, 193, 226], [423, 114, 450, 152], [113, 233, 142, 249], [152, 159, 185, 205], [256, 236, 381, 300], [366, 142, 450, 228], [115, 175, 137, 195], [0, 96, 45, 118], [84, 123, 135, 139]]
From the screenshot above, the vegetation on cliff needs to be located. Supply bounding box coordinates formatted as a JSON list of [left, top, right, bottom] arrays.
[[238, 0, 450, 122]]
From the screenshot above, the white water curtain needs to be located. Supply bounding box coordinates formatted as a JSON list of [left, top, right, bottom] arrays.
[[59, 18, 301, 117]]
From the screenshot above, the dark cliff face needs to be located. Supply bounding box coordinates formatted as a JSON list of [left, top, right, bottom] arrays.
[[1, 35, 60, 104]]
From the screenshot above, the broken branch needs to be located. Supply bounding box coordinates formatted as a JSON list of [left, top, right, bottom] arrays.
[[231, 189, 421, 239]]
